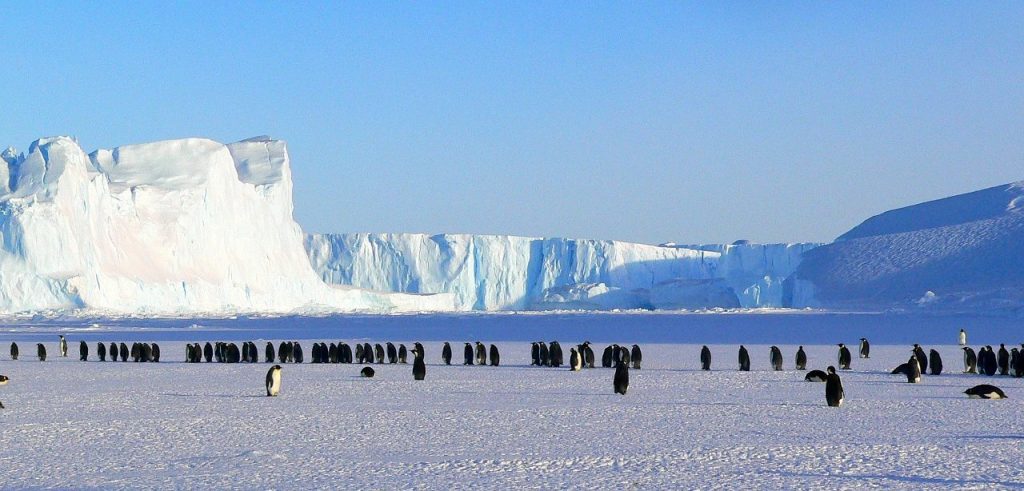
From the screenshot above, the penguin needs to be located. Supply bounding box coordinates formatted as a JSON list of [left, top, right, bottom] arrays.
[[97, 342, 106, 362], [859, 338, 870, 358], [442, 342, 452, 365], [245, 342, 255, 363], [700, 345, 711, 371], [370, 344, 382, 364], [890, 362, 910, 375], [929, 349, 942, 375], [228, 343, 240, 363], [0, 374, 7, 408], [959, 328, 967, 346], [983, 346, 998, 376], [152, 343, 161, 363], [805, 369, 827, 382], [119, 342, 128, 362], [569, 348, 582, 371], [738, 345, 750, 371], [9, 342, 17, 361], [837, 344, 851, 370], [611, 344, 622, 365], [412, 349, 426, 381], [964, 384, 1007, 399], [109, 342, 117, 362], [475, 342, 486, 365], [769, 346, 783, 371], [387, 342, 397, 364], [398, 344, 408, 364], [631, 345, 642, 370], [906, 355, 921, 383], [1010, 349, 1020, 377], [550, 341, 563, 367], [130, 343, 141, 362], [620, 347, 631, 367], [913, 344, 928, 374], [602, 345, 613, 368], [79, 340, 88, 361], [265, 342, 274, 363], [360, 366, 375, 378], [795, 346, 807, 370], [1014, 348, 1024, 378], [998, 344, 1010, 375], [825, 366, 844, 407], [464, 343, 474, 365], [265, 365, 282, 396], [293, 343, 304, 364], [37, 343, 46, 361], [362, 343, 373, 364], [613, 360, 629, 395], [584, 343, 595, 368], [59, 335, 67, 357], [489, 344, 500, 367], [355, 343, 365, 363], [963, 347, 978, 374], [204, 342, 214, 363], [530, 342, 540, 366]]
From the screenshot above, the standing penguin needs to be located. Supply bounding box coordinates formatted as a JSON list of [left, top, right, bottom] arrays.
[[613, 360, 629, 395], [929, 349, 943, 375], [59, 335, 67, 357], [837, 344, 852, 370], [387, 342, 398, 364], [398, 344, 408, 364], [413, 349, 426, 381], [569, 348, 582, 371], [265, 342, 274, 363], [906, 355, 922, 383], [795, 346, 807, 370], [463, 343, 474, 365], [998, 344, 1010, 375], [489, 344, 500, 367], [549, 342, 563, 367], [475, 342, 486, 365], [152, 343, 161, 362], [97, 342, 106, 362], [442, 342, 452, 365], [584, 343, 596, 369], [119, 343, 129, 362], [0, 374, 7, 408], [769, 346, 783, 371], [859, 338, 870, 358], [9, 342, 17, 361], [602, 346, 614, 368], [631, 345, 642, 369], [79, 341, 88, 361], [825, 366, 844, 407], [700, 345, 711, 371], [373, 344, 384, 364], [738, 345, 750, 371], [538, 342, 550, 367], [963, 347, 978, 373], [265, 365, 282, 396], [530, 343, 540, 366], [913, 344, 928, 374], [109, 342, 118, 362], [293, 343, 304, 364], [983, 346, 998, 376], [37, 343, 46, 361], [959, 329, 967, 346]]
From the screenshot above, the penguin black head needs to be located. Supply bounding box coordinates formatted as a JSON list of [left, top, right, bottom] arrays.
[[860, 338, 866, 341], [837, 343, 844, 347], [826, 366, 836, 374], [0, 375, 9, 385]]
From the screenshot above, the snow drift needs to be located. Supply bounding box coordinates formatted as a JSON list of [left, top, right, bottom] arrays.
[[305, 234, 818, 311], [0, 136, 453, 314], [789, 180, 1024, 312]]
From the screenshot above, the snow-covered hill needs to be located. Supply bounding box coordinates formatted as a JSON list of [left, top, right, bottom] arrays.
[[790, 181, 1024, 312], [305, 234, 818, 310], [0, 136, 453, 314]]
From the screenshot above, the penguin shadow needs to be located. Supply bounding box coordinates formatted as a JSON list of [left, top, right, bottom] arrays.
[[160, 392, 264, 399], [768, 470, 1023, 487]]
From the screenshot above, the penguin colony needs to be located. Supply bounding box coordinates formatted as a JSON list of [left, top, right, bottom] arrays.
[[0, 329, 1013, 405]]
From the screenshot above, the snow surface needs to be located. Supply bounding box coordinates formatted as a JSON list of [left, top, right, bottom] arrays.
[[0, 313, 1022, 488], [0, 137, 454, 315], [305, 233, 819, 311]]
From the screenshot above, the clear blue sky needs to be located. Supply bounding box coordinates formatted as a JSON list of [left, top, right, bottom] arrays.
[[2, 2, 1021, 244]]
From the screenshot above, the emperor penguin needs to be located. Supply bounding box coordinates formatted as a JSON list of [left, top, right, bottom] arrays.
[[59, 335, 67, 357], [9, 342, 18, 361], [959, 329, 967, 346], [0, 374, 7, 408], [265, 365, 282, 396], [859, 338, 870, 358], [631, 345, 642, 369], [412, 349, 426, 381], [569, 348, 582, 371], [963, 347, 978, 374], [805, 369, 827, 382], [463, 343, 474, 365], [769, 346, 783, 371], [795, 346, 807, 370], [929, 349, 943, 375], [205, 342, 214, 363], [293, 343, 304, 364], [906, 355, 921, 383], [738, 345, 750, 371], [530, 342, 539, 366], [442, 342, 452, 365], [414, 342, 425, 360], [613, 360, 629, 395], [37, 343, 46, 361], [265, 342, 275, 363], [97, 342, 106, 362], [891, 362, 910, 375], [983, 346, 998, 376], [584, 343, 596, 368], [475, 342, 486, 365], [998, 344, 1010, 375], [355, 343, 365, 363], [119, 342, 128, 362], [373, 344, 384, 364], [825, 366, 844, 407], [620, 347, 631, 367], [964, 384, 1007, 399], [913, 344, 928, 374], [837, 344, 852, 370], [387, 342, 397, 364], [398, 344, 408, 364], [602, 346, 614, 368], [360, 366, 375, 378], [362, 343, 373, 363], [79, 341, 88, 361], [550, 341, 563, 367], [700, 345, 711, 371], [152, 343, 161, 362], [489, 344, 500, 367]]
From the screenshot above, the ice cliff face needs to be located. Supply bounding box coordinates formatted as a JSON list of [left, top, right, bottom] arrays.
[[790, 181, 1024, 313], [305, 233, 820, 311], [0, 136, 453, 314]]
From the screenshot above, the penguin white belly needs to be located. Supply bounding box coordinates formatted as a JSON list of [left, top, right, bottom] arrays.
[[268, 371, 281, 396], [985, 391, 1003, 399]]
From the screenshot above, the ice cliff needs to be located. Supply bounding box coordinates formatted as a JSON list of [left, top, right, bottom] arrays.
[[0, 136, 454, 314], [305, 234, 819, 311]]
